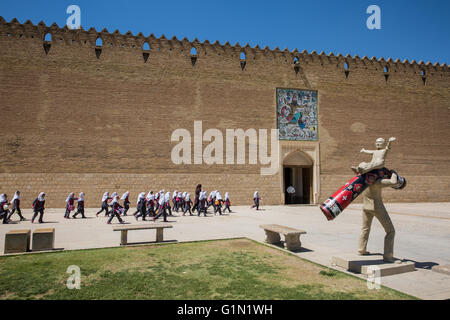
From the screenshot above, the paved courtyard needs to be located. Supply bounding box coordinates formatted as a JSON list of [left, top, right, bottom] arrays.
[[1, 202, 449, 300]]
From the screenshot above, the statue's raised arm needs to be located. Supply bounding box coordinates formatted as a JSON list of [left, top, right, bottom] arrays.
[[386, 137, 396, 150]]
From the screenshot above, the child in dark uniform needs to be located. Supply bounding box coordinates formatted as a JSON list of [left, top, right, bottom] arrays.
[[146, 191, 155, 217], [31, 192, 46, 224], [251, 191, 260, 210], [0, 194, 10, 224], [182, 193, 193, 216], [214, 192, 223, 215], [224, 192, 232, 213], [192, 185, 200, 213], [73, 192, 86, 218], [107, 195, 125, 224], [121, 191, 130, 216], [7, 191, 25, 221], [198, 190, 207, 216], [135, 192, 148, 221], [64, 192, 77, 219], [96, 192, 111, 217], [153, 193, 168, 222]]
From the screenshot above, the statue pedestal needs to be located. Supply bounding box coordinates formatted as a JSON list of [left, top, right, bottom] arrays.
[[331, 254, 415, 277], [432, 264, 450, 276]]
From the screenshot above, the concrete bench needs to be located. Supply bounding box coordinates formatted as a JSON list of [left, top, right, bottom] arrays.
[[260, 224, 306, 251], [32, 228, 55, 251], [113, 223, 173, 245], [4, 229, 31, 254]]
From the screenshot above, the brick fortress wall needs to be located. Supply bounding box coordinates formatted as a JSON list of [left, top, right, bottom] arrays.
[[0, 17, 449, 207]]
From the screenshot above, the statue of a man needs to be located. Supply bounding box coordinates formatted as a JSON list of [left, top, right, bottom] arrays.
[[358, 172, 401, 262], [352, 137, 396, 174]]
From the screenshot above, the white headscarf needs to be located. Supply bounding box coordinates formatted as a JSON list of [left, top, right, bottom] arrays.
[[164, 192, 171, 203], [65, 192, 74, 203], [0, 194, 6, 203], [111, 192, 118, 199], [178, 192, 182, 198], [254, 191, 259, 199], [216, 192, 222, 200], [12, 191, 20, 201], [147, 192, 154, 201], [78, 192, 85, 202], [102, 192, 109, 202], [185, 193, 190, 201], [173, 191, 178, 199], [38, 192, 45, 201], [110, 195, 119, 206], [182, 192, 187, 199], [225, 192, 229, 200], [158, 196, 165, 206], [121, 191, 129, 200], [137, 192, 146, 203]]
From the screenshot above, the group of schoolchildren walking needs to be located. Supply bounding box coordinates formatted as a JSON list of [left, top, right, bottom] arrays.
[[0, 186, 262, 225], [0, 191, 48, 224]]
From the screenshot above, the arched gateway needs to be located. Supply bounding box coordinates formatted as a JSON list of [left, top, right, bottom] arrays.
[[282, 150, 315, 204]]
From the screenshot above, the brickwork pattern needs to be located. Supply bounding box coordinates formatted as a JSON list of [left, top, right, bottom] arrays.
[[0, 18, 449, 207]]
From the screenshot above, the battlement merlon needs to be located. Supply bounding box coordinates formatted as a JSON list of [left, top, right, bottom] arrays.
[[0, 16, 449, 74]]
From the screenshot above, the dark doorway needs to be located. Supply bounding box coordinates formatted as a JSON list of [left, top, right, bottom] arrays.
[[284, 166, 313, 204]]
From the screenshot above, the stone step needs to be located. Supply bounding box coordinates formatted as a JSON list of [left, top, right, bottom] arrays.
[[332, 254, 415, 277], [431, 264, 450, 276]]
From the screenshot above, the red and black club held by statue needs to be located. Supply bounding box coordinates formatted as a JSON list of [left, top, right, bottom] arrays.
[[320, 168, 406, 221]]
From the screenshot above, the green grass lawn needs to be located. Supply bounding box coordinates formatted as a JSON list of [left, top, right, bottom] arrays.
[[0, 238, 416, 300]]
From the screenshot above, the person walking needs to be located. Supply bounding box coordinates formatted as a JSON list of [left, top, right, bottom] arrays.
[[31, 192, 46, 224], [7, 191, 25, 221], [73, 192, 86, 218]]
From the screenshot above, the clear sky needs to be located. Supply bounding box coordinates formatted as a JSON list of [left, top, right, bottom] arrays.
[[1, 0, 449, 64]]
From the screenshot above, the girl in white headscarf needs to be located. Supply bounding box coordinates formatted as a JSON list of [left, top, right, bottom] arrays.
[[96, 192, 111, 217], [172, 190, 178, 211], [214, 192, 223, 215], [0, 193, 10, 224], [146, 191, 155, 217], [182, 193, 193, 216], [224, 192, 231, 213], [177, 192, 183, 211], [7, 190, 25, 221], [73, 192, 86, 218], [121, 191, 130, 216], [207, 191, 214, 210], [64, 192, 77, 219], [106, 195, 125, 224], [164, 192, 173, 216], [31, 192, 46, 223], [198, 191, 207, 216], [133, 192, 146, 216], [153, 192, 168, 222], [251, 191, 261, 210], [135, 192, 148, 221]]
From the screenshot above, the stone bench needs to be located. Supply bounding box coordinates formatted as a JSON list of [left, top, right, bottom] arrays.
[[260, 224, 306, 251], [4, 229, 31, 254], [32, 228, 55, 251], [113, 223, 173, 245]]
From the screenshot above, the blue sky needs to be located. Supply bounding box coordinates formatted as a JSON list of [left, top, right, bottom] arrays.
[[1, 0, 449, 64]]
